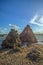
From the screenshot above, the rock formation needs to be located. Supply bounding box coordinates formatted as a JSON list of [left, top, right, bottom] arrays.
[[2, 25, 37, 48], [2, 29, 21, 48], [20, 25, 37, 44]]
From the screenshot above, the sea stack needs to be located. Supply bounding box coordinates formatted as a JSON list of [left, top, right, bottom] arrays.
[[20, 25, 37, 44], [2, 29, 21, 48]]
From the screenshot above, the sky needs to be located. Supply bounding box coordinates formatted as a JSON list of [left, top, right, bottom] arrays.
[[0, 0, 43, 34]]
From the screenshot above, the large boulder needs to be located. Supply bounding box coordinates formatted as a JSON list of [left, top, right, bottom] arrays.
[[2, 29, 21, 48], [20, 25, 37, 44]]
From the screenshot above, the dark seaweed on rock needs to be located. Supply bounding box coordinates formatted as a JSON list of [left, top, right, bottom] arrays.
[[26, 48, 40, 61]]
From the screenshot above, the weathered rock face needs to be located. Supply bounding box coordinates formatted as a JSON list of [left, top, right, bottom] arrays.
[[20, 25, 37, 43], [2, 25, 37, 48], [26, 48, 40, 61], [2, 29, 21, 48]]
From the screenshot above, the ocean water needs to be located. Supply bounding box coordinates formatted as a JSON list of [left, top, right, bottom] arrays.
[[35, 34, 43, 42], [0, 34, 43, 48], [0, 35, 7, 48], [35, 34, 43, 44]]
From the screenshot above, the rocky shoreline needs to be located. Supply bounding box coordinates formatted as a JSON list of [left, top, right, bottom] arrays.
[[0, 44, 43, 65]]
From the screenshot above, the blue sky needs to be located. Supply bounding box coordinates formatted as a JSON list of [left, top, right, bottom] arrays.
[[0, 0, 43, 34]]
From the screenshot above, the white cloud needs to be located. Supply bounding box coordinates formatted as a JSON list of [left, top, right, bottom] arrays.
[[9, 24, 22, 34], [9, 24, 12, 26], [9, 24, 19, 30], [0, 28, 8, 34], [30, 14, 38, 24], [30, 14, 43, 26], [39, 16, 43, 24]]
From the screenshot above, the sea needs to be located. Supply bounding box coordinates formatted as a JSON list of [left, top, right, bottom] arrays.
[[35, 34, 43, 44], [0, 34, 43, 48], [0, 35, 7, 48]]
